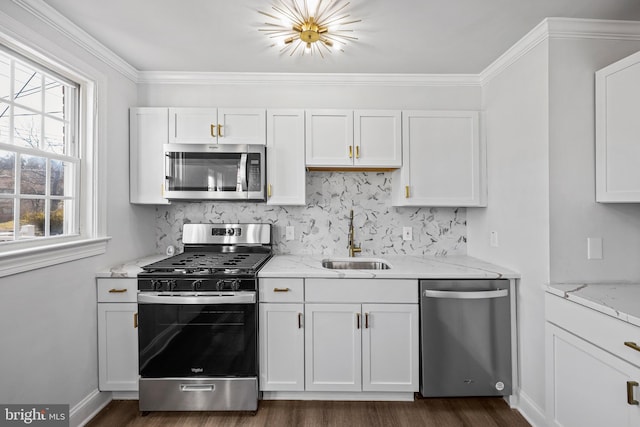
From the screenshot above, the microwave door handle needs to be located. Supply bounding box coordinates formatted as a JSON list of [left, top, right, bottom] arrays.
[[237, 153, 248, 192]]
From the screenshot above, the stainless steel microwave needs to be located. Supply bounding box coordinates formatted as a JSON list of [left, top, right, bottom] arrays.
[[164, 144, 266, 201]]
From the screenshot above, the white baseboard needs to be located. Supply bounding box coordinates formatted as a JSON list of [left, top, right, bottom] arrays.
[[516, 389, 546, 427], [262, 391, 415, 401], [70, 389, 112, 427]]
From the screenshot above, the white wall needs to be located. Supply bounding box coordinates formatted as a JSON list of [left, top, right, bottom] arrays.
[[0, 3, 156, 420], [548, 39, 640, 282], [467, 40, 550, 421]]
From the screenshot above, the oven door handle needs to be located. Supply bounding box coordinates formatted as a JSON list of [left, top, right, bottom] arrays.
[[137, 292, 256, 304]]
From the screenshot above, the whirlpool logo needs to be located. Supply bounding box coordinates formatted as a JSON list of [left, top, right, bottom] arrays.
[[1, 405, 68, 426]]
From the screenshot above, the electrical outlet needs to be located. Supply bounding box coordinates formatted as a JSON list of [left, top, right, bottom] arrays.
[[490, 231, 499, 247], [402, 227, 412, 241], [285, 226, 295, 241]]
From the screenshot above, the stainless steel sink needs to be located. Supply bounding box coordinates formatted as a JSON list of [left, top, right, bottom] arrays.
[[321, 258, 391, 270]]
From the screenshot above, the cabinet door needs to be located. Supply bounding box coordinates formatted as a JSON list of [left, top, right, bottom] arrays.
[[546, 323, 640, 427], [266, 110, 306, 205], [392, 110, 485, 207], [97, 303, 139, 391], [305, 110, 354, 167], [354, 110, 402, 168], [168, 107, 218, 144], [362, 304, 419, 392], [129, 108, 170, 204], [259, 303, 305, 391], [218, 108, 266, 145], [595, 50, 640, 202], [305, 303, 362, 391]]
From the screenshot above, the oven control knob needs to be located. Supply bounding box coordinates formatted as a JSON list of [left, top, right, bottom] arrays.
[[151, 280, 163, 291], [192, 280, 203, 291], [216, 280, 224, 291], [167, 280, 177, 291], [231, 279, 240, 291]]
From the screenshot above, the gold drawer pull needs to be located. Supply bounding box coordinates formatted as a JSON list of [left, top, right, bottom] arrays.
[[210, 124, 217, 137], [348, 146, 353, 159], [108, 288, 128, 293], [355, 145, 360, 159], [267, 184, 272, 198], [627, 381, 639, 405], [273, 288, 290, 292], [405, 185, 410, 198], [134, 313, 138, 329], [625, 342, 640, 353], [218, 124, 223, 137]]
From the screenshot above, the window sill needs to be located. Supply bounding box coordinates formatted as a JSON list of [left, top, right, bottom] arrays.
[[0, 237, 111, 277]]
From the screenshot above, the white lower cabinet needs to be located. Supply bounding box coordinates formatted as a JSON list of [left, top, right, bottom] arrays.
[[259, 278, 419, 397], [97, 278, 139, 392], [546, 293, 640, 427], [305, 303, 419, 392], [259, 303, 305, 391]]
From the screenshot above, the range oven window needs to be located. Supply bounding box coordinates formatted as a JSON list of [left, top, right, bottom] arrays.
[[138, 303, 256, 378]]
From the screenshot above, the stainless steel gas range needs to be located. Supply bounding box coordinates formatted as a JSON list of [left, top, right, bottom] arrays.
[[137, 223, 272, 412]]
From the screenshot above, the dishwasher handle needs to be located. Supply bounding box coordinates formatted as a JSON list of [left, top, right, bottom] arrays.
[[422, 288, 508, 300]]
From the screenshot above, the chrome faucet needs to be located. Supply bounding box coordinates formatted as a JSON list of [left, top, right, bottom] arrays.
[[348, 209, 362, 257]]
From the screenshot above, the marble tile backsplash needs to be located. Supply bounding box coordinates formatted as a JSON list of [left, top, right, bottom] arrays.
[[155, 172, 467, 256]]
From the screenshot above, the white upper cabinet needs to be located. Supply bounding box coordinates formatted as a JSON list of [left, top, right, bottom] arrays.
[[596, 50, 640, 202], [392, 110, 485, 207], [129, 108, 170, 205], [354, 110, 402, 168], [168, 107, 266, 145], [305, 109, 401, 168], [266, 109, 306, 205]]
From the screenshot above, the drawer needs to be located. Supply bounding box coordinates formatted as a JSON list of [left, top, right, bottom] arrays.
[[305, 279, 418, 303], [546, 293, 640, 367], [97, 278, 138, 303], [259, 278, 304, 302]]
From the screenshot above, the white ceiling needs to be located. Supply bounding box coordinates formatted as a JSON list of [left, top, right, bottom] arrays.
[[41, 0, 640, 74]]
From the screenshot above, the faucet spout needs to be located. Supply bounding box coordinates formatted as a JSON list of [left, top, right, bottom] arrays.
[[348, 209, 362, 257]]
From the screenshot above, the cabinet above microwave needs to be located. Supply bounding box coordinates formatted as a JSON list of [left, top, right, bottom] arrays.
[[168, 108, 266, 145]]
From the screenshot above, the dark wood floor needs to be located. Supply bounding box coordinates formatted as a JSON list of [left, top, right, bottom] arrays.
[[87, 397, 531, 427]]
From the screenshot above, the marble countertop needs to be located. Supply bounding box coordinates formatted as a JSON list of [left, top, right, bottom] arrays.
[[95, 253, 519, 280], [95, 254, 167, 278], [259, 255, 520, 279], [546, 282, 640, 328]]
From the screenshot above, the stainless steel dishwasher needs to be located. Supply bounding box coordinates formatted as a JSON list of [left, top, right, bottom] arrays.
[[419, 279, 512, 397]]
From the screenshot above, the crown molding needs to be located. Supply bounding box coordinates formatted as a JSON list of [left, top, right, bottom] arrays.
[[11, 0, 138, 82], [136, 71, 482, 87], [480, 18, 640, 85]]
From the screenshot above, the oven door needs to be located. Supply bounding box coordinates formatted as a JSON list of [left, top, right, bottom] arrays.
[[137, 292, 257, 378], [164, 144, 265, 201]]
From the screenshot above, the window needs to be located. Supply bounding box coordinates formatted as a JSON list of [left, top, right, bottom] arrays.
[[0, 47, 79, 244]]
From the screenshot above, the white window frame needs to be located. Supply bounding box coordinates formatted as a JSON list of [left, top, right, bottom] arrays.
[[0, 29, 109, 277]]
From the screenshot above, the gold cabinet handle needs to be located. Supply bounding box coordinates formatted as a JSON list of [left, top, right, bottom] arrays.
[[267, 184, 272, 198], [298, 312, 303, 329], [108, 288, 127, 293], [218, 124, 223, 137], [134, 313, 138, 329], [625, 342, 640, 353], [405, 185, 410, 198], [348, 145, 353, 159], [627, 381, 639, 405], [210, 124, 217, 137], [356, 312, 361, 329], [355, 145, 360, 159], [273, 287, 290, 292]]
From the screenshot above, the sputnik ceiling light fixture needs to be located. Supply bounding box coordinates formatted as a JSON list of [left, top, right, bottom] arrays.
[[258, 0, 360, 57]]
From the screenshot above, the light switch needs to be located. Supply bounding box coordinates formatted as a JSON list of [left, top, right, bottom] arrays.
[[587, 237, 603, 260], [285, 226, 295, 241], [490, 231, 499, 247], [402, 227, 412, 241]]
